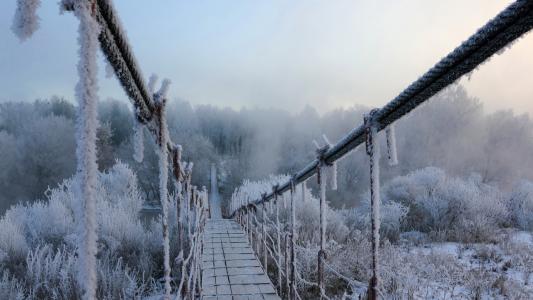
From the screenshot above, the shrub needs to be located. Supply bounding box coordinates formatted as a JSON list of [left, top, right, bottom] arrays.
[[384, 167, 507, 242], [509, 180, 533, 231], [0, 161, 164, 298]]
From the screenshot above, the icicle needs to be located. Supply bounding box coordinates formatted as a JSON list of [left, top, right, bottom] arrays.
[[71, 2, 100, 299], [322, 134, 337, 190], [132, 115, 144, 162], [365, 110, 381, 299], [157, 78, 171, 99], [386, 124, 398, 166], [301, 181, 306, 203], [148, 74, 158, 95], [11, 0, 41, 41], [330, 161, 338, 190], [312, 139, 321, 149]]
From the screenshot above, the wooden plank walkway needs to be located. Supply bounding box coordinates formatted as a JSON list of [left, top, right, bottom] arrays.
[[201, 219, 280, 300]]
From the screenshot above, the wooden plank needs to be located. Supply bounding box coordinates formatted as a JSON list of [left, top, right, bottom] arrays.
[[202, 219, 281, 300]]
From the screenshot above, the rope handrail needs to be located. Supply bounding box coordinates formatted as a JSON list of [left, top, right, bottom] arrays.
[[231, 0, 533, 217], [59, 2, 208, 298]]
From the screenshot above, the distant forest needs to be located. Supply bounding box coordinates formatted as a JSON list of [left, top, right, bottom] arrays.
[[1, 84, 533, 213]]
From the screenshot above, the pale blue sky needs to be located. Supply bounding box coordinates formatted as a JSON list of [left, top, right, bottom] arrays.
[[1, 0, 532, 114]]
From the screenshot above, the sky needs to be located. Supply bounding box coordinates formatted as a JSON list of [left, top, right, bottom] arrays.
[[1, 0, 532, 115]]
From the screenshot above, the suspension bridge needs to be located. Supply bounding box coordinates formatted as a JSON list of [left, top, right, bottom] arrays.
[[11, 0, 533, 299]]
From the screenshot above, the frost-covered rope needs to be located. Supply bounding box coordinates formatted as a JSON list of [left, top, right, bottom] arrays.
[[154, 80, 172, 300], [175, 192, 207, 300], [70, 2, 101, 299], [365, 110, 381, 300], [230, 0, 533, 218], [289, 179, 297, 300], [11, 0, 41, 41], [316, 143, 329, 295]]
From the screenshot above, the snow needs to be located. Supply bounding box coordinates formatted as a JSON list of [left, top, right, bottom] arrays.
[[72, 1, 101, 299], [11, 0, 41, 41]]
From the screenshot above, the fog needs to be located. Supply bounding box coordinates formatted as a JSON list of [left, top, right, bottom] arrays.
[[1, 84, 532, 213]]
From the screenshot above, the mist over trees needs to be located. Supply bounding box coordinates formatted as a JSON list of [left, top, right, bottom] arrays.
[[1, 85, 533, 213]]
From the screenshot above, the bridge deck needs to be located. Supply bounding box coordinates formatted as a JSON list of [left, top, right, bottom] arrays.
[[201, 219, 280, 300]]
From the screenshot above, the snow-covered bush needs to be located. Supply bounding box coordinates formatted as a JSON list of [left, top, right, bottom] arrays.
[[354, 195, 408, 242], [0, 217, 28, 266], [4, 195, 74, 249], [509, 180, 533, 231], [383, 167, 507, 242], [25, 245, 78, 299], [0, 161, 169, 298]]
